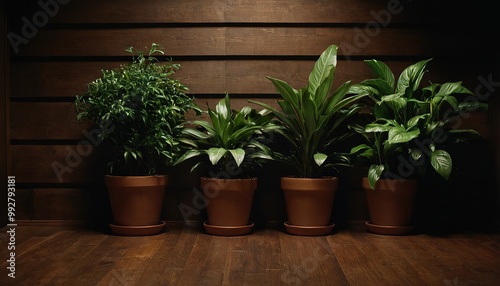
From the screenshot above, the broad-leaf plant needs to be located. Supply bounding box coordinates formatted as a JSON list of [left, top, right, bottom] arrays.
[[349, 59, 487, 188]]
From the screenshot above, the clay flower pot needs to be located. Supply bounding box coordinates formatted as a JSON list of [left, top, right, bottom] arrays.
[[281, 176, 337, 236], [201, 177, 257, 236], [106, 175, 167, 236], [362, 177, 418, 235]]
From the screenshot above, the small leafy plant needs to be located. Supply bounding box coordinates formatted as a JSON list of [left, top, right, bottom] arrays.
[[251, 44, 365, 178], [174, 94, 275, 179], [349, 58, 487, 188], [75, 43, 201, 176]]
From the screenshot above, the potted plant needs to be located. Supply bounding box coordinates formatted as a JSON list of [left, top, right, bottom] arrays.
[[250, 44, 366, 235], [349, 58, 487, 235], [174, 94, 275, 236], [75, 43, 201, 235]]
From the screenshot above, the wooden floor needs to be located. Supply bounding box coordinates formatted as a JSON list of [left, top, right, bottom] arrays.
[[1, 223, 499, 286]]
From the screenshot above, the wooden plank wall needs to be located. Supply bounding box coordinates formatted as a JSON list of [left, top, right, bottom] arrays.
[[4, 0, 498, 230]]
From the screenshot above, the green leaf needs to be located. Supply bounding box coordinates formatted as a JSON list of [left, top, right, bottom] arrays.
[[396, 58, 432, 95], [173, 149, 205, 166], [207, 147, 227, 166], [365, 121, 393, 133], [181, 127, 211, 140], [229, 148, 245, 167], [308, 44, 337, 103], [407, 114, 427, 129], [387, 126, 419, 144], [436, 81, 474, 97], [430, 149, 452, 180], [350, 144, 374, 159], [368, 164, 384, 189], [267, 76, 300, 110], [364, 59, 395, 89], [410, 148, 422, 162], [350, 144, 371, 154], [314, 153, 328, 167], [215, 94, 231, 120]]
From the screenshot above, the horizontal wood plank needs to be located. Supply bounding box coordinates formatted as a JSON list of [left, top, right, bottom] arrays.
[[9, 98, 278, 140], [11, 102, 87, 139], [16, 28, 227, 57], [15, 27, 468, 57], [10, 101, 488, 142], [8, 0, 437, 25], [11, 59, 482, 98], [15, 188, 91, 220], [10, 145, 109, 183], [8, 60, 344, 97], [223, 0, 429, 24], [10, 61, 227, 97]]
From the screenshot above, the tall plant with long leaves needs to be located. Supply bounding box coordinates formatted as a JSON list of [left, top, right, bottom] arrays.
[[174, 94, 275, 179], [350, 59, 487, 188], [251, 44, 365, 178]]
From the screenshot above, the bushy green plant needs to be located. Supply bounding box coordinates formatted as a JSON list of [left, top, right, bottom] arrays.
[[75, 43, 201, 176], [349, 59, 487, 188], [174, 94, 275, 178], [251, 44, 365, 178]]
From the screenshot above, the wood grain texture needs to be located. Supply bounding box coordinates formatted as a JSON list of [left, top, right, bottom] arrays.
[[11, 59, 482, 98], [4, 0, 437, 24], [7, 0, 433, 24], [11, 102, 87, 139], [16, 28, 227, 57], [9, 98, 278, 140], [10, 145, 108, 184], [15, 188, 89, 220], [14, 27, 469, 57], [0, 225, 499, 285]]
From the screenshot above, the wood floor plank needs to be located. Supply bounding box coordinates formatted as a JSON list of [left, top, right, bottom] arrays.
[[279, 231, 349, 285], [355, 232, 430, 286], [327, 229, 392, 285], [176, 232, 218, 285], [9, 229, 105, 285], [413, 234, 500, 285], [93, 234, 166, 285], [306, 236, 348, 286], [398, 235, 481, 285], [247, 229, 281, 271], [138, 226, 193, 285], [45, 234, 138, 285]]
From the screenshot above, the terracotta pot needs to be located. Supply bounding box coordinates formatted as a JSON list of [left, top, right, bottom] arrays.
[[200, 177, 257, 227], [281, 177, 337, 227], [362, 177, 418, 226], [105, 175, 167, 227]]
